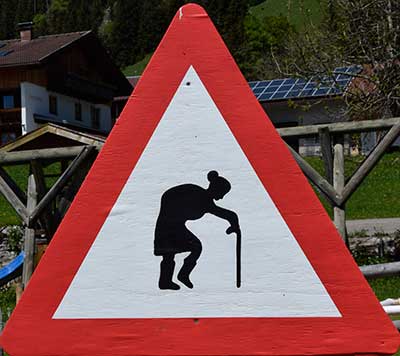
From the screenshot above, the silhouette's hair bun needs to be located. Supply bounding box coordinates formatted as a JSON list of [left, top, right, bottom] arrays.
[[207, 170, 219, 182]]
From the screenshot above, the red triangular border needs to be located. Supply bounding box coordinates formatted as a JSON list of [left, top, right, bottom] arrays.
[[2, 4, 399, 356]]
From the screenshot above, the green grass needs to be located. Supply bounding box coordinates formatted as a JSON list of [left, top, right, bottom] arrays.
[[123, 53, 153, 76], [0, 165, 29, 226], [249, 0, 327, 30], [369, 276, 400, 301], [305, 150, 400, 220], [0, 285, 15, 323], [0, 163, 62, 227]]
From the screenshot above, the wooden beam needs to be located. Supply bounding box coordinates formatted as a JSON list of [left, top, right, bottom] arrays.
[[0, 166, 27, 205], [0, 146, 91, 165], [57, 156, 94, 219], [318, 126, 333, 184], [48, 125, 105, 148], [0, 125, 49, 152], [28, 146, 95, 226], [277, 117, 400, 138], [22, 174, 37, 289], [287, 145, 341, 206], [31, 160, 54, 237], [341, 123, 400, 204], [333, 143, 347, 245], [0, 169, 28, 223], [360, 261, 400, 279]]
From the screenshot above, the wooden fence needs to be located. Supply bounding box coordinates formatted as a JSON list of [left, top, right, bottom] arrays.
[[277, 117, 400, 245]]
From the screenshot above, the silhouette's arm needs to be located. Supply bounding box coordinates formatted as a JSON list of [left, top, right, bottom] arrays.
[[210, 204, 240, 234]]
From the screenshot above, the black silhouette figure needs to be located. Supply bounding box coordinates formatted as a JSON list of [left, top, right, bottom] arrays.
[[154, 170, 240, 290]]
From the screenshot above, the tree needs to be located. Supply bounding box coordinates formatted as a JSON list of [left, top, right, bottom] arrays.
[[276, 0, 400, 120], [239, 13, 294, 80]]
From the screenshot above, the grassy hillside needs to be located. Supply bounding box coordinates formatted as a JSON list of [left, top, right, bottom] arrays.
[[249, 0, 327, 29], [123, 53, 153, 77]]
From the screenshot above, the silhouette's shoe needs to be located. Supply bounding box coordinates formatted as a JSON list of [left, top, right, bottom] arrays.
[[159, 281, 180, 290], [177, 260, 196, 289], [159, 259, 180, 290], [177, 273, 193, 289]]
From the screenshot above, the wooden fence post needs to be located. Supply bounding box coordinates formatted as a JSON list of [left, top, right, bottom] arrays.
[[333, 143, 348, 246], [318, 127, 333, 184], [22, 174, 37, 289]]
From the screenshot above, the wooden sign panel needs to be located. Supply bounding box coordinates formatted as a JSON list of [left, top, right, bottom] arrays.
[[1, 4, 399, 356]]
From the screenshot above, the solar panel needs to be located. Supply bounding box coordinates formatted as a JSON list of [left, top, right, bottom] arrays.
[[0, 43, 5, 49], [250, 65, 361, 102], [0, 50, 13, 57]]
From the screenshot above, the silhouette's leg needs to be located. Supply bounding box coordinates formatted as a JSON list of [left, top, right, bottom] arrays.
[[159, 254, 180, 290], [178, 242, 202, 289]]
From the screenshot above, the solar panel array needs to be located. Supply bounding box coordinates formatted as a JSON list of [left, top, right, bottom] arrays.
[[0, 43, 12, 57], [249, 66, 361, 102]]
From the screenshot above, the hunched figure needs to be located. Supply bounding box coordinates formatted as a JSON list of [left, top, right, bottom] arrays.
[[154, 170, 240, 290]]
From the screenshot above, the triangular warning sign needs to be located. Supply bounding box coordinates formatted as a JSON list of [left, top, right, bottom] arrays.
[[2, 4, 399, 356]]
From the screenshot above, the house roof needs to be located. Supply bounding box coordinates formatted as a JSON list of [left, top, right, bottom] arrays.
[[0, 31, 91, 68], [126, 76, 140, 87], [0, 123, 105, 152]]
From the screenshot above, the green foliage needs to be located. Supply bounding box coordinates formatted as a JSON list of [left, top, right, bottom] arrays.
[[5, 226, 23, 254], [0, 285, 16, 323], [249, 0, 326, 30], [108, 0, 251, 68], [32, 13, 48, 37], [239, 13, 294, 79]]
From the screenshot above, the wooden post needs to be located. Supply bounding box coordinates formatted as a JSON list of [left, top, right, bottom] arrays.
[[31, 160, 54, 238], [22, 174, 37, 289], [15, 281, 23, 303], [29, 146, 95, 226], [287, 145, 341, 206], [318, 127, 333, 184], [341, 123, 400, 204], [333, 143, 348, 246]]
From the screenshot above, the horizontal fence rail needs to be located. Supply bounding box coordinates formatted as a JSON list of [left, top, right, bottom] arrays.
[[277, 117, 400, 138]]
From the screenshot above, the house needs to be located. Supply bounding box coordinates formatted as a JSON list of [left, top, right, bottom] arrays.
[[0, 22, 132, 146], [250, 66, 361, 155]]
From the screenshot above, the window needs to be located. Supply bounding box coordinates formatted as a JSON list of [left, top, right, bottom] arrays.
[[49, 95, 58, 115], [91, 106, 100, 129], [75, 103, 82, 121], [3, 95, 14, 109]]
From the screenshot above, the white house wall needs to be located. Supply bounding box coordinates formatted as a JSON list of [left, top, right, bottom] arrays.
[[263, 99, 353, 155], [20, 82, 111, 135]]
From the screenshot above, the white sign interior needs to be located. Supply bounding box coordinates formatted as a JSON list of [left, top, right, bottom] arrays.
[[54, 66, 340, 319]]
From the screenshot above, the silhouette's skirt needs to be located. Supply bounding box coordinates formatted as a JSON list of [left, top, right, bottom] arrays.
[[154, 220, 202, 256]]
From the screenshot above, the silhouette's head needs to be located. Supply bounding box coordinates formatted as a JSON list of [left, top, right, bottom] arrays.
[[207, 170, 231, 200]]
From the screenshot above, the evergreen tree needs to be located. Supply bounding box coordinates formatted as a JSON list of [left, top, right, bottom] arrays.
[[108, 0, 143, 67]]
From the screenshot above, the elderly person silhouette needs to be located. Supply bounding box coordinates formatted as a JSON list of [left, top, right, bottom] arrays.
[[154, 170, 240, 290]]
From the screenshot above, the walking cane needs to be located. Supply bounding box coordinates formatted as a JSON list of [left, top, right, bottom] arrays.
[[236, 230, 241, 288]]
